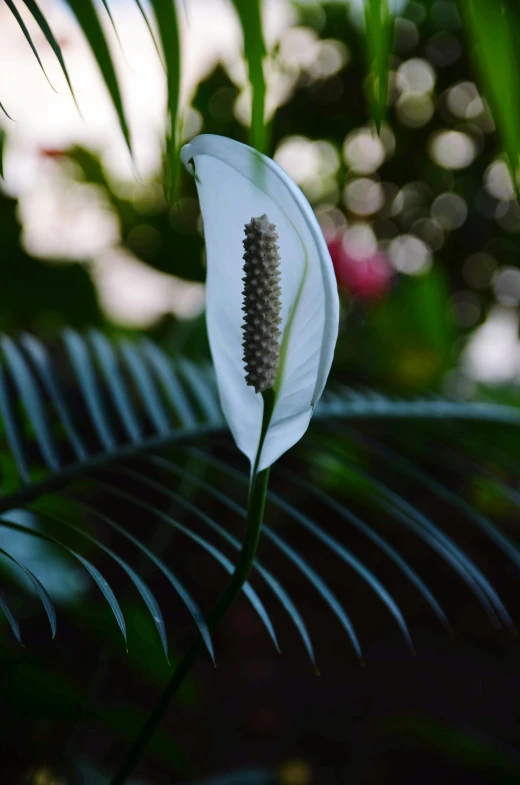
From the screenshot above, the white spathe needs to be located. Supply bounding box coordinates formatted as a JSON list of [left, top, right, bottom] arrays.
[[181, 134, 339, 471]]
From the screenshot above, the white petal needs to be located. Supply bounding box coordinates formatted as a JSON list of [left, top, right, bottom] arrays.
[[181, 134, 339, 471]]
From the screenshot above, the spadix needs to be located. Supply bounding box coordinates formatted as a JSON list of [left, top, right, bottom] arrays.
[[181, 134, 339, 471]]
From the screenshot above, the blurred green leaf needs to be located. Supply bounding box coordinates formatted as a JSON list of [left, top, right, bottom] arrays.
[[0, 100, 13, 121], [231, 0, 267, 152], [460, 0, 520, 195], [352, 269, 455, 390], [68, 145, 206, 283], [64, 0, 132, 156], [385, 714, 520, 782], [99, 0, 126, 52], [364, 0, 394, 132], [148, 0, 181, 202], [5, 0, 57, 92], [1, 660, 188, 769], [20, 0, 79, 110], [73, 602, 197, 702]]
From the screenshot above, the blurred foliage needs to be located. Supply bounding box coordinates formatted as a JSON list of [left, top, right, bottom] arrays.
[[0, 191, 101, 335], [1, 0, 518, 395]]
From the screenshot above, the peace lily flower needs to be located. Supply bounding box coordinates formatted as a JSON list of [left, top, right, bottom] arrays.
[[181, 134, 339, 472]]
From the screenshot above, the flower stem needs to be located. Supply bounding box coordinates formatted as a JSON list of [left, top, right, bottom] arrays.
[[109, 392, 274, 785]]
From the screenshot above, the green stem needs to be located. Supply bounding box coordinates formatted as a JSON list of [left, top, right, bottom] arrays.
[[109, 391, 274, 785]]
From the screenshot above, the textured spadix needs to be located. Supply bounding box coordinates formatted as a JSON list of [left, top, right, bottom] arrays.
[[242, 214, 282, 393], [181, 134, 339, 471]]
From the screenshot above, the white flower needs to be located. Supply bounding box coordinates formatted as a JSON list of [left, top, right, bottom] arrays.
[[181, 134, 339, 471]]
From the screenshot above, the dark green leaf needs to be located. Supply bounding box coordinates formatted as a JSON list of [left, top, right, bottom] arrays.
[[459, 0, 520, 193], [99, 0, 125, 53], [230, 0, 267, 152], [5, 0, 57, 91], [0, 364, 30, 484], [364, 0, 394, 132], [20, 0, 79, 109], [0, 592, 22, 644], [95, 477, 279, 654], [1, 335, 61, 471], [88, 330, 142, 442], [120, 458, 317, 668], [21, 333, 87, 461], [0, 513, 127, 644], [63, 329, 117, 450], [0, 102, 13, 121], [63, 0, 132, 155], [139, 339, 198, 428], [119, 340, 170, 434], [0, 540, 56, 637], [278, 460, 451, 634], [148, 0, 181, 202], [310, 440, 513, 631]]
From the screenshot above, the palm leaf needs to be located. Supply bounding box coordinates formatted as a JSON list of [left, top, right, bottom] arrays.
[[63, 0, 132, 156], [0, 100, 13, 121], [0, 331, 519, 661], [0, 512, 126, 641], [20, 0, 79, 109], [147, 0, 181, 202], [364, 0, 394, 132], [459, 0, 520, 193], [4, 0, 57, 92], [230, 0, 267, 152]]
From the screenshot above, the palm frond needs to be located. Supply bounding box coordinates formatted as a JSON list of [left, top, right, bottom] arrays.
[[0, 330, 222, 652], [148, 0, 181, 202], [363, 0, 394, 133], [3, 0, 520, 191], [5, 0, 57, 92], [63, 0, 133, 156], [0, 98, 14, 121], [0, 331, 519, 662], [230, 0, 267, 153], [307, 431, 513, 630], [19, 0, 79, 109], [459, 0, 520, 191]]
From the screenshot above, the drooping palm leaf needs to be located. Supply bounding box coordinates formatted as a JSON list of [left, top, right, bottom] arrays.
[[0, 331, 519, 661], [63, 0, 133, 156], [147, 0, 181, 202], [3, 0, 520, 195], [20, 0, 79, 109], [364, 0, 394, 133], [459, 0, 520, 193], [0, 100, 12, 122], [230, 0, 267, 153], [5, 0, 57, 92]]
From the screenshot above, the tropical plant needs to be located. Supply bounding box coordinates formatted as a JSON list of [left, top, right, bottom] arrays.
[[1, 329, 520, 780], [2, 1, 520, 190], [2, 1, 520, 783]]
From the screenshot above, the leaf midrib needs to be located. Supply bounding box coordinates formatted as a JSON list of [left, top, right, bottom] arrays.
[[0, 421, 223, 512]]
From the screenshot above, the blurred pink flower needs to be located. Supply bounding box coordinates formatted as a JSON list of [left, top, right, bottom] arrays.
[[327, 232, 393, 301], [39, 148, 66, 160]]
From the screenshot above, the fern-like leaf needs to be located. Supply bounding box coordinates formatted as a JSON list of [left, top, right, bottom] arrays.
[[0, 331, 519, 662]]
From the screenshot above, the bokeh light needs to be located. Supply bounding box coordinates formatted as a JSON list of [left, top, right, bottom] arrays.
[[388, 234, 432, 275], [485, 160, 516, 201], [343, 128, 386, 174], [493, 267, 520, 306], [431, 192, 468, 229], [429, 130, 476, 169], [344, 178, 385, 216]]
